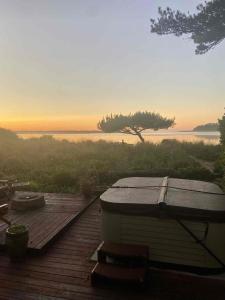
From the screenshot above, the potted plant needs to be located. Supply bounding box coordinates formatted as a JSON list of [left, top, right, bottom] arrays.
[[5, 224, 29, 261]]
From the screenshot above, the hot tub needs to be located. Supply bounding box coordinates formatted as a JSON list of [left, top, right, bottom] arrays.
[[100, 177, 225, 273]]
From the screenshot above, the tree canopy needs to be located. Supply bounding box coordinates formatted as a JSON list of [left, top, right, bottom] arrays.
[[98, 112, 175, 143], [151, 0, 225, 54], [193, 123, 219, 131]]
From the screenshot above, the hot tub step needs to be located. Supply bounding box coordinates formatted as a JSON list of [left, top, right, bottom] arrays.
[[91, 262, 147, 288], [97, 242, 149, 267]]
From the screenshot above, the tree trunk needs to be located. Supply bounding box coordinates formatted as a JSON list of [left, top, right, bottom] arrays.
[[136, 132, 145, 143]]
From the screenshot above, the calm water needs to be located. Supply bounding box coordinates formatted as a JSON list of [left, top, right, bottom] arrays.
[[18, 131, 220, 145]]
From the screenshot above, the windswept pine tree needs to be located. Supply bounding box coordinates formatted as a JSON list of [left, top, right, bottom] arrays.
[[98, 112, 175, 143], [151, 0, 225, 54]]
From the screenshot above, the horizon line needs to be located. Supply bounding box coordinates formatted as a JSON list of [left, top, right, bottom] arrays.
[[14, 129, 213, 134]]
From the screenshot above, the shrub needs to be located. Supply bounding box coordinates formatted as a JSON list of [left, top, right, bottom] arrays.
[[219, 114, 225, 146], [51, 171, 76, 187], [79, 176, 96, 198], [0, 128, 18, 140], [0, 134, 220, 193]]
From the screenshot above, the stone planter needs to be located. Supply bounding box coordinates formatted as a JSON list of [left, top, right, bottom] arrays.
[[6, 225, 29, 261]]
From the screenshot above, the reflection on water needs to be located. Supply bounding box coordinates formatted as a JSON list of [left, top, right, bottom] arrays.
[[18, 131, 220, 145]]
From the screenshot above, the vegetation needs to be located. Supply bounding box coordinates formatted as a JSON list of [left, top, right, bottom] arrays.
[[179, 141, 220, 162], [193, 123, 219, 131], [98, 111, 175, 143], [150, 2, 225, 190], [7, 225, 27, 234], [0, 128, 18, 140], [218, 113, 225, 189], [219, 113, 225, 146], [0, 130, 220, 194], [151, 0, 225, 54]]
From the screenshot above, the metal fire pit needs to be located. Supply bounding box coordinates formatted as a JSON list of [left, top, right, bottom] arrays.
[[11, 194, 45, 211]]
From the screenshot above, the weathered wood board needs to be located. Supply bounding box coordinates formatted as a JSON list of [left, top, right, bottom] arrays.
[[0, 197, 224, 299], [0, 192, 88, 251]]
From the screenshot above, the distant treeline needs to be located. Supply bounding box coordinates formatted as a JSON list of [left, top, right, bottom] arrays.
[[193, 123, 218, 132]]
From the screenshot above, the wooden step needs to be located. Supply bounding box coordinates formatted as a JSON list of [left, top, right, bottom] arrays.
[[91, 262, 147, 288], [0, 204, 8, 215], [98, 242, 149, 266]]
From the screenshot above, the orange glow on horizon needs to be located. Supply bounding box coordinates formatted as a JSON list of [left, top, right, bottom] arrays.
[[0, 115, 214, 132], [0, 116, 101, 131]]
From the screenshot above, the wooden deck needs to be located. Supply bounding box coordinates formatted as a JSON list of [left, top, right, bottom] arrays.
[[0, 192, 92, 252], [0, 193, 224, 299]]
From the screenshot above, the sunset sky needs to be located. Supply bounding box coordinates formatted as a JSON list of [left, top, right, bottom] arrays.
[[0, 0, 224, 131]]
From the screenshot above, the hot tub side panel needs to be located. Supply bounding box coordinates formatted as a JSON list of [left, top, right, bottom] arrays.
[[101, 210, 225, 269]]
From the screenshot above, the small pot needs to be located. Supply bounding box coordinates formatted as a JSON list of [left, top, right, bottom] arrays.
[[6, 225, 29, 261]]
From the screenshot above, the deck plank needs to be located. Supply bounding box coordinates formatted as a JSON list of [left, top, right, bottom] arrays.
[[0, 192, 87, 251], [0, 193, 225, 299]]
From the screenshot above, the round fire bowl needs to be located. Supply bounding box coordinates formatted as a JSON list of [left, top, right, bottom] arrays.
[[11, 194, 45, 211]]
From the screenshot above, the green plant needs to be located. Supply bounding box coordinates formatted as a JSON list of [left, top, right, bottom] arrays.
[[7, 224, 27, 234], [6, 224, 29, 261], [219, 114, 225, 147], [0, 132, 220, 194]]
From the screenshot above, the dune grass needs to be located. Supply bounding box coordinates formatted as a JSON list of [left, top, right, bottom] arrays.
[[0, 131, 221, 194]]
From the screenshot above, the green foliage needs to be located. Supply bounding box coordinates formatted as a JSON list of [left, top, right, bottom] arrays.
[[0, 128, 18, 140], [98, 112, 175, 143], [8, 225, 27, 234], [215, 147, 225, 175], [51, 171, 76, 187], [218, 113, 225, 190], [218, 114, 225, 146], [193, 123, 219, 131], [79, 176, 96, 198], [0, 134, 217, 194], [215, 154, 225, 190], [151, 0, 225, 54], [181, 141, 221, 162]]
